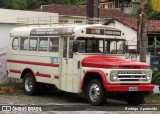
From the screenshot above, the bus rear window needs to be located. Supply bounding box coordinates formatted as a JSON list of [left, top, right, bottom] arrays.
[[12, 37, 19, 50]]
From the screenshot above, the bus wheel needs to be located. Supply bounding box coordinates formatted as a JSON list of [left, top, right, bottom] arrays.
[[87, 79, 107, 106], [23, 72, 37, 95], [126, 92, 145, 105]]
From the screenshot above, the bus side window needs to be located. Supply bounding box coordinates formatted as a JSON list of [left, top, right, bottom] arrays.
[[20, 37, 29, 50], [29, 37, 38, 51], [39, 37, 48, 52], [12, 37, 19, 50], [69, 38, 74, 58], [49, 38, 59, 52]]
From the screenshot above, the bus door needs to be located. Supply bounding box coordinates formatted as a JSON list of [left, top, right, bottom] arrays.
[[61, 37, 74, 92]]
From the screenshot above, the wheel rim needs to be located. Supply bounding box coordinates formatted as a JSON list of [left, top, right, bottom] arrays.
[[25, 77, 33, 92], [89, 83, 100, 102]]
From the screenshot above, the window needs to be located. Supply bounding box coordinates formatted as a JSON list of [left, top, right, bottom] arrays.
[[12, 37, 19, 50], [74, 20, 83, 23], [77, 37, 125, 54], [77, 38, 103, 53], [105, 40, 125, 54], [63, 38, 67, 57], [39, 37, 48, 51], [49, 38, 59, 52], [20, 37, 29, 50], [69, 38, 74, 58], [29, 37, 38, 51]]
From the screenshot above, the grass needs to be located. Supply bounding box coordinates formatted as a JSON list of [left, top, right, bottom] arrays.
[[0, 82, 23, 90], [145, 93, 160, 104]]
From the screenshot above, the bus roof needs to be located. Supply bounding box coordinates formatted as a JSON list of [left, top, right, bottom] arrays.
[[10, 24, 125, 39]]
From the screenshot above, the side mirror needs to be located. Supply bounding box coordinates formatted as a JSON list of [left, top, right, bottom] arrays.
[[73, 40, 78, 52], [124, 45, 128, 53]]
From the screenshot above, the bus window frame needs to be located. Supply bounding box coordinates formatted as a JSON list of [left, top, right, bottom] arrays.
[[12, 37, 19, 50], [76, 37, 126, 54]]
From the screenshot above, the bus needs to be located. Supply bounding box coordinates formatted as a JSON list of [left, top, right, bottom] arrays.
[[7, 24, 154, 105]]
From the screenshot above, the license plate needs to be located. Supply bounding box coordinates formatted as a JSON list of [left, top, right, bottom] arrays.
[[129, 87, 138, 91]]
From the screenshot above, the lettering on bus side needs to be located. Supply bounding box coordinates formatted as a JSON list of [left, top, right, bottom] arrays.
[[30, 28, 74, 36]]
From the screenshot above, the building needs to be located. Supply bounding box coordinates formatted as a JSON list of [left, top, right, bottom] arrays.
[[0, 8, 58, 84], [83, 0, 141, 14], [105, 17, 160, 56], [100, 0, 141, 14], [37, 4, 132, 24]]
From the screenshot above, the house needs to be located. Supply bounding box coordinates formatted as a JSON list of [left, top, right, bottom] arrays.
[[36, 4, 132, 24], [105, 17, 160, 55], [83, 0, 141, 14], [100, 0, 141, 14]]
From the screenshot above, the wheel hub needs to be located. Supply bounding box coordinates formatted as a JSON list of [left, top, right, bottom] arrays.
[[89, 83, 100, 102], [25, 77, 33, 92]]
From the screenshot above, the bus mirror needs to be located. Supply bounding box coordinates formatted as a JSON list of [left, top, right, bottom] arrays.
[[73, 40, 78, 52], [125, 45, 128, 53]]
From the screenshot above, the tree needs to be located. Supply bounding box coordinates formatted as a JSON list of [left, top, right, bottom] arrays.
[[0, 0, 86, 10], [1, 0, 29, 10], [137, 0, 160, 20], [139, 0, 148, 63], [148, 0, 160, 20]]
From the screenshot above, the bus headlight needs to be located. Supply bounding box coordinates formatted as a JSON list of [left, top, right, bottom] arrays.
[[142, 71, 152, 81], [111, 72, 117, 81], [145, 73, 151, 81]]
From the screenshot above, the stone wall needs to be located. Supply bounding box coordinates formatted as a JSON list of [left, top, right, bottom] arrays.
[[0, 48, 9, 84]]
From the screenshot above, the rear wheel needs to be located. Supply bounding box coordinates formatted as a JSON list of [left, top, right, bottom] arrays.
[[87, 79, 107, 106], [126, 92, 145, 105], [23, 72, 37, 95]]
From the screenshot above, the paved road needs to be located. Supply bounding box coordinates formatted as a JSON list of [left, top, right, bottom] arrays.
[[0, 90, 160, 113]]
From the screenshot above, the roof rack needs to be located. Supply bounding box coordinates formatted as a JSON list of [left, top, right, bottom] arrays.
[[17, 16, 59, 27], [17, 15, 111, 27]]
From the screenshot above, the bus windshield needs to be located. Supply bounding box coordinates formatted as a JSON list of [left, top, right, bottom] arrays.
[[77, 37, 126, 54]]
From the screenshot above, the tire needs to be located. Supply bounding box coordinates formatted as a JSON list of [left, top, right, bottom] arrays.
[[126, 92, 145, 105], [23, 72, 37, 95], [87, 79, 107, 106]]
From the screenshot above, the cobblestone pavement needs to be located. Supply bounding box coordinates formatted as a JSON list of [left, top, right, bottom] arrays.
[[0, 91, 160, 114]]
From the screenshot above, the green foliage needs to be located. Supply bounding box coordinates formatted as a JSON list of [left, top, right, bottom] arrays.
[[137, 0, 160, 20], [0, 82, 23, 90], [0, 0, 86, 10], [152, 68, 160, 85]]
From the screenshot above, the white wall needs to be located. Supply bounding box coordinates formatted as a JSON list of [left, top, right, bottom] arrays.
[[107, 21, 151, 64], [0, 8, 59, 24], [107, 21, 137, 48], [0, 24, 16, 48]]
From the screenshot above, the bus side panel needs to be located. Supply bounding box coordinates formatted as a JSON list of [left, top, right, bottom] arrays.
[[8, 51, 60, 88]]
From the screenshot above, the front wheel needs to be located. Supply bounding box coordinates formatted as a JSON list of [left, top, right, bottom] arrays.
[[23, 72, 37, 95], [87, 79, 107, 106]]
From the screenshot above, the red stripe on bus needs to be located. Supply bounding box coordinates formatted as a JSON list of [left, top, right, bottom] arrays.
[[54, 75, 59, 79], [35, 72, 51, 78], [10, 69, 21, 74], [7, 59, 59, 67]]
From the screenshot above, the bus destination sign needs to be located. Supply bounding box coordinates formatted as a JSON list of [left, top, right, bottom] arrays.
[[86, 28, 121, 36]]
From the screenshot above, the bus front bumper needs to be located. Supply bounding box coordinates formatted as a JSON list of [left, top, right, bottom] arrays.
[[105, 84, 154, 92]]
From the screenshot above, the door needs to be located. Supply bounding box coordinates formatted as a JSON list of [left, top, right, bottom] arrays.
[[61, 37, 74, 92]]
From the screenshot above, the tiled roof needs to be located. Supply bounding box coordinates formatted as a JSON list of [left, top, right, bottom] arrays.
[[109, 17, 160, 33], [42, 4, 132, 18], [35, 4, 160, 33], [148, 20, 160, 32]]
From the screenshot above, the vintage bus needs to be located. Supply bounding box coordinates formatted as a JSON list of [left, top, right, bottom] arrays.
[[7, 24, 154, 105]]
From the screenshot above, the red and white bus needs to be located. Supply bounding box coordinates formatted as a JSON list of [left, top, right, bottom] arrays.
[[7, 24, 154, 105]]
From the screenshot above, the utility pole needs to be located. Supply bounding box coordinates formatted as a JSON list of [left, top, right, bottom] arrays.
[[95, 0, 100, 18], [139, 0, 148, 62], [86, 0, 94, 18]]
